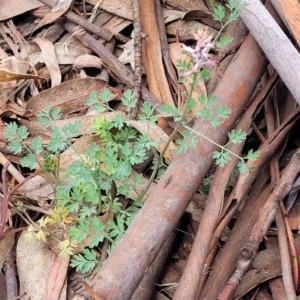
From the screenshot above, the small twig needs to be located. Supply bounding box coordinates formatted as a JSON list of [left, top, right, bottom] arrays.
[[39, 0, 113, 41], [219, 147, 300, 300], [0, 163, 11, 241], [3, 250, 18, 299], [0, 165, 38, 241], [262, 90, 299, 291], [63, 21, 161, 109], [82, 0, 87, 19], [130, 0, 143, 120], [276, 207, 297, 299], [100, 239, 109, 262]]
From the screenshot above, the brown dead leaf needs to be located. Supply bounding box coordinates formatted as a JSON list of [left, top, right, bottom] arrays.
[[0, 57, 40, 115], [86, 0, 133, 20], [181, 10, 221, 30], [25, 79, 122, 118], [73, 54, 103, 71], [140, 0, 175, 106], [166, 0, 208, 11], [29, 43, 89, 66], [103, 16, 132, 35], [0, 20, 27, 59], [0, 228, 15, 269], [0, 0, 43, 21], [0, 69, 40, 82], [33, 0, 73, 33], [118, 39, 135, 69], [16, 175, 55, 201], [163, 8, 184, 24], [17, 232, 67, 300], [166, 19, 217, 39], [33, 38, 61, 88]]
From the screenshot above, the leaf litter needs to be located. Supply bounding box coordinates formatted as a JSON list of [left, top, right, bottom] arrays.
[[0, 0, 300, 299]]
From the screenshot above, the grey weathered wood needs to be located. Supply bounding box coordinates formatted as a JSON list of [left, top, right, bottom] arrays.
[[240, 0, 300, 105]]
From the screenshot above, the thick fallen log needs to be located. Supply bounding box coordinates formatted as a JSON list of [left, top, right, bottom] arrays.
[[90, 34, 268, 299], [239, 0, 300, 104]]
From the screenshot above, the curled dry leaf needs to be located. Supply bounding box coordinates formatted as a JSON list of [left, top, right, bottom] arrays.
[[181, 10, 221, 30], [73, 54, 103, 71], [163, 8, 184, 24], [29, 44, 90, 66], [33, 37, 61, 88], [118, 39, 135, 69], [0, 0, 43, 21], [32, 0, 73, 33]]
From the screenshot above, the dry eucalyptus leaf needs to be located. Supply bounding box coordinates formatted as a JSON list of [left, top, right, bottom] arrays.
[[73, 55, 103, 71], [17, 232, 67, 300], [34, 37, 61, 88], [181, 10, 221, 30], [29, 44, 90, 66], [25, 78, 122, 118], [0, 69, 40, 82], [17, 175, 55, 201], [0, 229, 15, 270], [166, 0, 207, 11], [163, 8, 184, 24], [33, 0, 73, 33], [0, 0, 43, 21], [103, 16, 132, 35], [86, 0, 133, 20], [166, 19, 217, 38], [118, 39, 135, 69]]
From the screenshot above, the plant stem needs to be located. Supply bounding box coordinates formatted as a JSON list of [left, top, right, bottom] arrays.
[[139, 73, 198, 200], [184, 125, 246, 162]]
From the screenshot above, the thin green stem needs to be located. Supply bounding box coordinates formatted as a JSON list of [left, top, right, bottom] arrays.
[[183, 125, 244, 162], [139, 73, 198, 200], [102, 231, 115, 244]]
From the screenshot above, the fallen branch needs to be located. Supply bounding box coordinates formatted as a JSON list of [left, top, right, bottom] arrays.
[[173, 72, 278, 300], [239, 0, 300, 105], [89, 34, 267, 299], [219, 147, 300, 300]]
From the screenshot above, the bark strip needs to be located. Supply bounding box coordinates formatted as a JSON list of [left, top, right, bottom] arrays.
[[239, 0, 300, 105], [219, 148, 300, 300]]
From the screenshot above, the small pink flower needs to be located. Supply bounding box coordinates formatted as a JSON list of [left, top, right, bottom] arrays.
[[181, 27, 217, 77]]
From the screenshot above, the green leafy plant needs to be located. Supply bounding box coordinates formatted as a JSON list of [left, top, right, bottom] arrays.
[[4, 0, 255, 275], [212, 0, 248, 47], [5, 87, 160, 273], [70, 248, 99, 273]]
